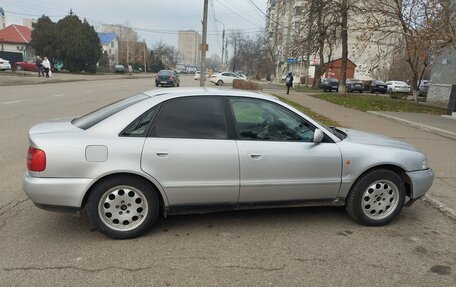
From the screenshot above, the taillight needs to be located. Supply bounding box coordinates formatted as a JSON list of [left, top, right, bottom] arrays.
[[27, 147, 46, 172]]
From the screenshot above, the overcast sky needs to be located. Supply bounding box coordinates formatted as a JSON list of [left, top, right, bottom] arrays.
[[0, 0, 267, 57]]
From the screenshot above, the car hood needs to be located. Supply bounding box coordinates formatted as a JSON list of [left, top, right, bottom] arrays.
[[339, 128, 418, 151], [29, 117, 82, 135]]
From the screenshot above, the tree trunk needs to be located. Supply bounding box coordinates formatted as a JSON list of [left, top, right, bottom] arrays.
[[339, 0, 348, 96]]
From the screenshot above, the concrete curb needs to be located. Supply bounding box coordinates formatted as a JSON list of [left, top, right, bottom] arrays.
[[368, 111, 456, 141], [422, 195, 456, 222], [0, 74, 152, 87]]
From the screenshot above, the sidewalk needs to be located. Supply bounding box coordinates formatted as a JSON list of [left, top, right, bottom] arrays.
[[0, 71, 152, 86], [264, 88, 456, 220]]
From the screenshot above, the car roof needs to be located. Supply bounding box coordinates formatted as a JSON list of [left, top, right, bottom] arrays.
[[142, 87, 278, 101]]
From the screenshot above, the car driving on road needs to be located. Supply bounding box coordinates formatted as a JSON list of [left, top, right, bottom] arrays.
[[155, 70, 180, 87], [23, 88, 434, 239]]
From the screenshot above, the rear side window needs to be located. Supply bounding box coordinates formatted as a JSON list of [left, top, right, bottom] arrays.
[[120, 106, 159, 137], [72, 93, 149, 130], [152, 97, 227, 139]]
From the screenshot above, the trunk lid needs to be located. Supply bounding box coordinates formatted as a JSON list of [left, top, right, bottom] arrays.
[[29, 117, 82, 135]]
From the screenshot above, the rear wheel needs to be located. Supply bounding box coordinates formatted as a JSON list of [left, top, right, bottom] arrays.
[[345, 169, 406, 226], [87, 176, 159, 239], [217, 80, 223, 86]]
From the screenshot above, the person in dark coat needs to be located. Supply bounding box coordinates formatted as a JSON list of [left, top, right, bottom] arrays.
[[285, 72, 293, 94], [35, 56, 44, 77]]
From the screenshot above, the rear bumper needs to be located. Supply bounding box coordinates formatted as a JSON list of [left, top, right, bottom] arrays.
[[23, 173, 91, 208], [406, 168, 434, 199]]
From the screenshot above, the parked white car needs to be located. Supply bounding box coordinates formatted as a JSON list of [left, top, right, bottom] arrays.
[[194, 71, 201, 80], [194, 71, 208, 81], [0, 58, 12, 70], [210, 71, 245, 86], [385, 81, 411, 93]]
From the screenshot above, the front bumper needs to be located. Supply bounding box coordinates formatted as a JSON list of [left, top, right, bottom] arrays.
[[406, 168, 434, 199], [23, 173, 92, 209]]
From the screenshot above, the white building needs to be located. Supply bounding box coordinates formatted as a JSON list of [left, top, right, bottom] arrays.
[[97, 32, 119, 65], [178, 30, 201, 67]]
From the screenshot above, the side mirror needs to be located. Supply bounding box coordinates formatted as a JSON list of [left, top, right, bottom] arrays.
[[313, 129, 324, 143]]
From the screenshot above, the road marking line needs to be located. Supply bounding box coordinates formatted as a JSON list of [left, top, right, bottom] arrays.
[[3, 100, 21, 104], [53, 94, 65, 97]]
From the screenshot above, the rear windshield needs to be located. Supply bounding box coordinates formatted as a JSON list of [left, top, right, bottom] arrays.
[[158, 70, 173, 76], [373, 80, 385, 84], [72, 93, 149, 130]]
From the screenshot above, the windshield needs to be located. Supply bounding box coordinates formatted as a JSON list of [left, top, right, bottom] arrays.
[[159, 70, 173, 76], [72, 93, 149, 130]]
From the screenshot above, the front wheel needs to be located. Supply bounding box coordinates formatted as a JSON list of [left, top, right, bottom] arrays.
[[345, 169, 406, 226], [87, 176, 159, 239]]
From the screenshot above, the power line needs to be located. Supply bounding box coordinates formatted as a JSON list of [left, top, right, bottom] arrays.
[[214, 0, 260, 27]]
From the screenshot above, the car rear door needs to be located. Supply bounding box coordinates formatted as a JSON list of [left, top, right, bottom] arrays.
[[141, 96, 239, 206], [229, 97, 342, 203]]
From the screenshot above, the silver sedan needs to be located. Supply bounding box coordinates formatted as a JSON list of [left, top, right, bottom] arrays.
[[23, 88, 434, 239]]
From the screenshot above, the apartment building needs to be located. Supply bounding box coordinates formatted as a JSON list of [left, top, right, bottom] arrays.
[[265, 0, 394, 81], [178, 30, 201, 67]]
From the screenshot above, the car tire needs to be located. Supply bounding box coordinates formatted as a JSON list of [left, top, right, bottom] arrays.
[[359, 90, 363, 94], [217, 80, 223, 86], [87, 176, 160, 239], [345, 169, 406, 226]]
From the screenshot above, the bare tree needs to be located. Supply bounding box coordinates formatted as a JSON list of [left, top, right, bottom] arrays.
[[153, 41, 177, 69], [295, 0, 340, 87], [360, 0, 452, 101], [228, 30, 245, 72]]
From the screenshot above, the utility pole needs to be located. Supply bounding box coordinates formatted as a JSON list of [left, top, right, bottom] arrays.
[[215, 19, 225, 70], [143, 40, 147, 73], [200, 0, 209, 87]]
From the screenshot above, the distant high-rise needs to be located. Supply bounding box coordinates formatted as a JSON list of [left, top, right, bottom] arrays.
[[178, 30, 201, 67]]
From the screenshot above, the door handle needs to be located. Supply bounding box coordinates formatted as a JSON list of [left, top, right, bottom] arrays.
[[155, 151, 169, 157], [248, 152, 262, 160]]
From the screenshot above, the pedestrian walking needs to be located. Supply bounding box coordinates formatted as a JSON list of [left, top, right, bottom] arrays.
[[42, 57, 51, 78], [285, 72, 293, 94], [35, 56, 44, 77], [128, 64, 133, 75]]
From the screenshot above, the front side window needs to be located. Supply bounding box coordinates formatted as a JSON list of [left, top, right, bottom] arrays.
[[230, 98, 315, 142], [152, 97, 227, 139]]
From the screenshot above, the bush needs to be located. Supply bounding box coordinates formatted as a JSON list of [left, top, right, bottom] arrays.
[[97, 66, 110, 73], [233, 79, 260, 91], [84, 64, 97, 74]]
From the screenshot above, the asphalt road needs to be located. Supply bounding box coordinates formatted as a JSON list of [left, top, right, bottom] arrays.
[[0, 76, 455, 286]]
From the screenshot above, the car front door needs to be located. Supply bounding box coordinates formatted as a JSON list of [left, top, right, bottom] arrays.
[[229, 97, 342, 204], [141, 96, 239, 206]]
